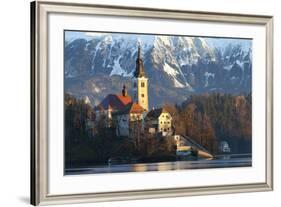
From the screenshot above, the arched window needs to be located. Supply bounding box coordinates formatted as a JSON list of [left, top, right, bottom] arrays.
[[141, 82, 145, 87]]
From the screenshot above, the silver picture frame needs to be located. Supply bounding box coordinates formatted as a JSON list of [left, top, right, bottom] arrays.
[[31, 0, 273, 205]]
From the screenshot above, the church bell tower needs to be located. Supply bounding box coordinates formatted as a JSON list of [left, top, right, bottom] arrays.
[[133, 44, 149, 112]]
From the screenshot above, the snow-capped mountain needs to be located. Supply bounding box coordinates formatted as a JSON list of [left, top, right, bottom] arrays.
[[64, 32, 252, 107]]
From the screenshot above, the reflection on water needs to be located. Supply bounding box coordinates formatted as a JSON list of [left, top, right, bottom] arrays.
[[132, 164, 147, 172], [65, 154, 252, 175], [157, 162, 174, 171]]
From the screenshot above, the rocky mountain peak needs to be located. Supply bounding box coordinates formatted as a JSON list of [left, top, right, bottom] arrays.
[[64, 32, 252, 108]]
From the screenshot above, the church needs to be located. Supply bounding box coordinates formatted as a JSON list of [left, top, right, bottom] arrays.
[[95, 44, 172, 138], [95, 45, 148, 136], [113, 45, 149, 137]]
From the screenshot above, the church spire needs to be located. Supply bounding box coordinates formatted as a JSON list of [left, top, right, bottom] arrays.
[[134, 44, 146, 78], [132, 43, 149, 112], [137, 44, 141, 60], [122, 84, 128, 97]]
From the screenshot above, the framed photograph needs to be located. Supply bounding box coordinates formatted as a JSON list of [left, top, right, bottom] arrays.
[[31, 0, 273, 205]]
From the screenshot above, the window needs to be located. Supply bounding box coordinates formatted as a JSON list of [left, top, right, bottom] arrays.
[[141, 94, 145, 97], [160, 121, 162, 124], [134, 82, 137, 88], [141, 82, 145, 87]]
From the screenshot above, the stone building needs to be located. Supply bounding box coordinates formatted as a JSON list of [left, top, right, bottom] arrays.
[[114, 102, 145, 137], [145, 108, 173, 136]]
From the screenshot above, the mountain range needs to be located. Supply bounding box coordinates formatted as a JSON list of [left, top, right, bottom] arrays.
[[64, 32, 252, 108]]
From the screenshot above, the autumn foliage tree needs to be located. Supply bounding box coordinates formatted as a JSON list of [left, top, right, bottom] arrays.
[[170, 93, 252, 154], [64, 92, 252, 168]]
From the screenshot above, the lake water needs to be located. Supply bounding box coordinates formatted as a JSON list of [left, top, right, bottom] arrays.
[[65, 154, 251, 175]]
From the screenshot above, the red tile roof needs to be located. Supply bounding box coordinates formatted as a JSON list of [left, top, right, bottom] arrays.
[[129, 103, 144, 113], [95, 94, 132, 111], [116, 94, 133, 106], [113, 102, 144, 115]]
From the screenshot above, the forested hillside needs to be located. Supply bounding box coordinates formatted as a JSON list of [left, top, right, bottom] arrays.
[[64, 93, 252, 168], [164, 93, 252, 154]]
